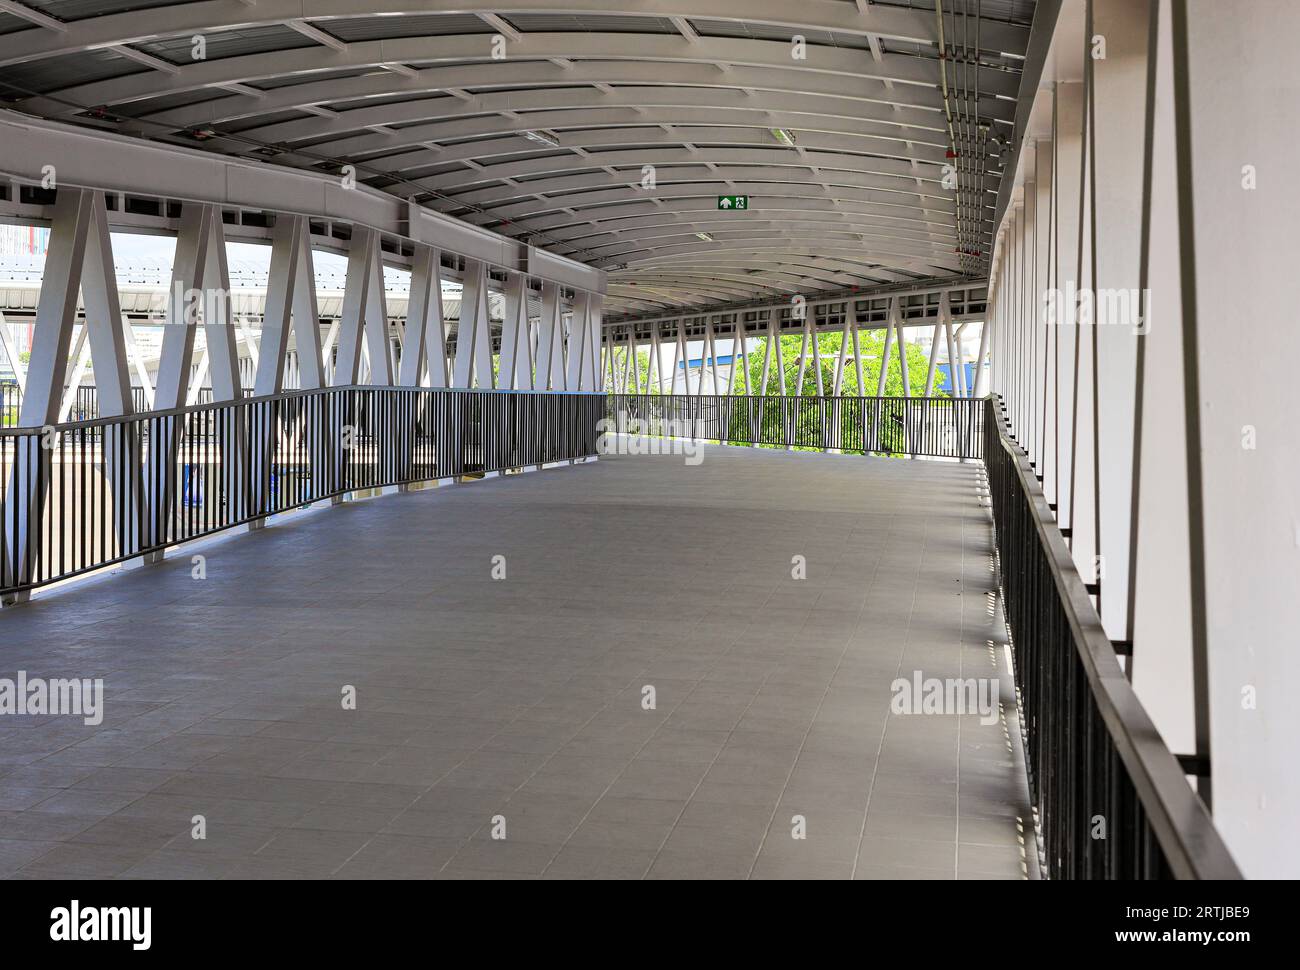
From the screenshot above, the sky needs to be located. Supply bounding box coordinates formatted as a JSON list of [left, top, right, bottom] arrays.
[[110, 232, 352, 277]]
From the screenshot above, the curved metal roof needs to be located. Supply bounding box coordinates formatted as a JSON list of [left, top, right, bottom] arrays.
[[0, 1, 1035, 321]]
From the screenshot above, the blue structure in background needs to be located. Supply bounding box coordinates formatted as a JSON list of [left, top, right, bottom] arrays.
[[936, 362, 983, 394], [679, 355, 735, 369]]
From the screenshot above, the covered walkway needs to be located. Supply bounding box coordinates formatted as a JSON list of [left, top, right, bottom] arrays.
[[0, 447, 1031, 880]]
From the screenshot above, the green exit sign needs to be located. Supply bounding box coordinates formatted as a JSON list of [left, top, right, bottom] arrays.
[[717, 195, 750, 210]]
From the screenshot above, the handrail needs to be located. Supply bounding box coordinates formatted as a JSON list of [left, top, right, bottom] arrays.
[[607, 392, 984, 460], [986, 394, 1240, 879], [608, 393, 984, 400], [1, 386, 604, 598], [0, 384, 604, 436]]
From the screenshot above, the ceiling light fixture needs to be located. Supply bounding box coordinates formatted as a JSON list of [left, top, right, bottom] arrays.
[[695, 232, 714, 241], [771, 128, 797, 147]]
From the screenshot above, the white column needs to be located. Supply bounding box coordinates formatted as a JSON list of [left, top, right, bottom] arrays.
[[923, 316, 943, 397], [708, 319, 723, 395], [397, 245, 437, 387], [1032, 141, 1053, 462], [452, 258, 492, 389], [672, 324, 687, 395], [647, 329, 662, 394], [564, 291, 589, 392], [699, 318, 716, 401], [621, 329, 636, 393], [291, 230, 325, 391], [154, 205, 211, 410], [256, 214, 305, 395], [535, 281, 564, 391], [333, 227, 373, 386], [1053, 81, 1085, 528], [4, 191, 86, 588], [1015, 199, 1029, 429], [608, 328, 622, 393], [583, 294, 602, 391], [27, 207, 85, 386], [497, 271, 528, 391], [1069, 45, 1100, 584], [774, 320, 788, 395], [894, 313, 911, 397], [850, 318, 864, 395], [198, 208, 241, 402], [335, 228, 391, 387], [757, 317, 774, 396], [971, 321, 991, 398], [1091, 0, 1147, 642], [1129, 0, 1197, 767], [832, 320, 850, 396], [794, 317, 810, 395], [876, 303, 896, 396], [1166, 0, 1300, 877], [809, 319, 824, 395], [121, 318, 154, 408], [5, 190, 143, 585], [78, 194, 133, 418], [423, 253, 451, 389], [943, 320, 959, 400]]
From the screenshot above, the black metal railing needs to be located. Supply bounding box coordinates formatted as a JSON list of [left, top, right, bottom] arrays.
[[1, 386, 602, 597], [607, 394, 983, 460], [1, 383, 262, 426], [983, 395, 1239, 879]]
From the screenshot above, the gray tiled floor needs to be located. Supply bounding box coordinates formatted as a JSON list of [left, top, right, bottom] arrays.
[[0, 445, 1036, 879]]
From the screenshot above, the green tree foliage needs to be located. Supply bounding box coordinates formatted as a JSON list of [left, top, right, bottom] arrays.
[[601, 331, 955, 454], [724, 330, 950, 454], [734, 329, 945, 399], [604, 330, 944, 399], [603, 347, 652, 393]]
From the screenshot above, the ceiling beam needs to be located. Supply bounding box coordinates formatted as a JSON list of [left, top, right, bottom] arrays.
[[110, 45, 182, 76], [284, 19, 348, 52], [0, 1, 1030, 71], [130, 61, 1017, 132], [223, 88, 948, 149], [0, 0, 65, 33], [669, 16, 700, 44], [21, 33, 1019, 116], [477, 12, 522, 41]]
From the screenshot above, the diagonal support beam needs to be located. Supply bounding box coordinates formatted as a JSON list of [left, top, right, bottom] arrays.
[[452, 259, 492, 389], [284, 19, 348, 52], [333, 227, 392, 386], [535, 280, 564, 391]]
